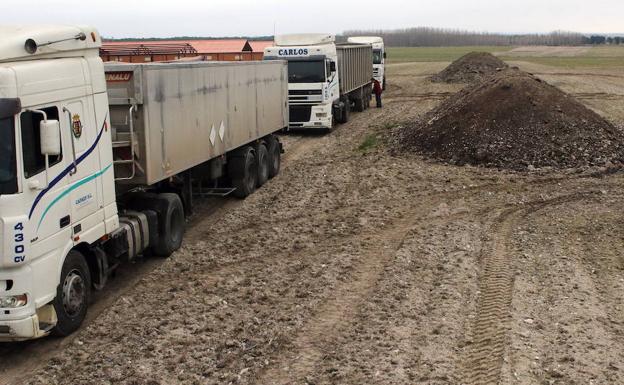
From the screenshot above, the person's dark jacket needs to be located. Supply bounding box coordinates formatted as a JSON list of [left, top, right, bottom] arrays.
[[372, 79, 382, 96]]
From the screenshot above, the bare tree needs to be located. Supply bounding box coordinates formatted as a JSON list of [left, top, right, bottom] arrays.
[[343, 27, 587, 47]]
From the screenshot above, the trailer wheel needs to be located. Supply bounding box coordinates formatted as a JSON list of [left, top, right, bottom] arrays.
[[52, 250, 91, 337], [230, 146, 258, 199], [257, 143, 269, 187], [153, 193, 185, 258], [267, 137, 281, 179], [355, 89, 365, 112]]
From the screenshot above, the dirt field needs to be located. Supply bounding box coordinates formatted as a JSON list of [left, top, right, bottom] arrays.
[[2, 56, 624, 385]]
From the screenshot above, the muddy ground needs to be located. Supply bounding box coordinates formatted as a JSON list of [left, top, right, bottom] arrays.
[[2, 61, 624, 385]]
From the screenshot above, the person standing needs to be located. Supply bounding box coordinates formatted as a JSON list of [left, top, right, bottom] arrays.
[[372, 78, 383, 108]]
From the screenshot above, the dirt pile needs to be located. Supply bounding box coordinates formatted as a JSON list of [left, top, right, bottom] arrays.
[[398, 68, 624, 170], [431, 52, 509, 83]]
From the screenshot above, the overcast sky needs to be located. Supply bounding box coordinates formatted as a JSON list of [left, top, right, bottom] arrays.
[[2, 0, 622, 38]]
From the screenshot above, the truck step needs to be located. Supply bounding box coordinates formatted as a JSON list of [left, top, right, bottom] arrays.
[[194, 187, 236, 197], [112, 140, 132, 148]]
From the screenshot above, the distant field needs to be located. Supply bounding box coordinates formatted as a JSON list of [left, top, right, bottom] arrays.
[[388, 45, 624, 68], [387, 46, 512, 63]]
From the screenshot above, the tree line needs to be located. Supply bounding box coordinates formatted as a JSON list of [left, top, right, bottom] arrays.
[[343, 27, 623, 47]]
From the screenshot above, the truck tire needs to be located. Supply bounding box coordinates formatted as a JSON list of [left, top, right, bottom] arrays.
[[338, 99, 350, 124], [257, 143, 269, 187], [229, 146, 257, 199], [152, 193, 185, 258], [355, 89, 365, 112], [142, 209, 159, 256], [383, 76, 387, 91], [267, 137, 281, 179], [52, 250, 91, 337]]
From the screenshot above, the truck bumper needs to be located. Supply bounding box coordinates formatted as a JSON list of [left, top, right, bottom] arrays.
[[289, 104, 333, 130], [0, 264, 55, 341], [0, 313, 48, 341]]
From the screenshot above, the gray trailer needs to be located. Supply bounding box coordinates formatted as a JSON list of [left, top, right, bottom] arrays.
[[337, 44, 373, 95], [105, 61, 288, 192], [335, 43, 374, 121]]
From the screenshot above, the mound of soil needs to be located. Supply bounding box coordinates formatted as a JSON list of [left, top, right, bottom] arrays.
[[431, 52, 509, 83], [398, 68, 624, 171]]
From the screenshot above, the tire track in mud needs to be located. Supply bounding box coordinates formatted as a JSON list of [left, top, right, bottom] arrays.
[[249, 181, 524, 385], [252, 212, 419, 385], [463, 191, 601, 385]]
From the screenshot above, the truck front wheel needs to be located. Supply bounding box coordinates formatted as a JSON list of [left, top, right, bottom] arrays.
[[338, 99, 350, 124], [52, 250, 91, 337]]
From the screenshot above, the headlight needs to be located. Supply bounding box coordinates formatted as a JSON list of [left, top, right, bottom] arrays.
[[316, 113, 328, 118], [0, 294, 28, 308]]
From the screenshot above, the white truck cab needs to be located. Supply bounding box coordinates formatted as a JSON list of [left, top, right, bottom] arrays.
[[0, 25, 117, 339], [348, 36, 386, 89], [265, 34, 373, 131], [264, 34, 338, 130]]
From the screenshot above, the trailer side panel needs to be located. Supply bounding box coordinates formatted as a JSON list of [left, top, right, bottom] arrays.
[[105, 61, 288, 186], [336, 44, 373, 95]]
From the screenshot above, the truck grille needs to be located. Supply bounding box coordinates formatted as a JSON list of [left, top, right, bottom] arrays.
[[288, 90, 323, 104], [289, 90, 322, 96], [289, 105, 312, 123]]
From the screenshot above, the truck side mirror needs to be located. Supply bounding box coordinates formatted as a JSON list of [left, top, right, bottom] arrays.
[[40, 120, 61, 156], [383, 52, 387, 59], [330, 62, 336, 72]]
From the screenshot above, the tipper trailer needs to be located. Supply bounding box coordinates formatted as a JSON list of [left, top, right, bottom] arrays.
[[0, 25, 288, 340], [347, 36, 386, 90], [264, 34, 373, 131]]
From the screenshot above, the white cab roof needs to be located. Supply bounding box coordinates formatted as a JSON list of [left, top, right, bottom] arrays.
[[275, 34, 335, 46], [347, 36, 384, 44], [0, 25, 101, 63]]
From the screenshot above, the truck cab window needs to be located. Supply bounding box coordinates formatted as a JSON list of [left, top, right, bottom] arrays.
[[373, 50, 383, 65], [0, 117, 17, 195], [287, 60, 326, 83], [20, 107, 62, 179]]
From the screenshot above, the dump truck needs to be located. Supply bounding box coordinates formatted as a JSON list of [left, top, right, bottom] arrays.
[[0, 25, 288, 340], [264, 34, 373, 130], [347, 36, 386, 90]]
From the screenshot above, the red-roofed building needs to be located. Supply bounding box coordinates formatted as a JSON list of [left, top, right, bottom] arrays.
[[248, 40, 274, 53], [100, 39, 268, 63]]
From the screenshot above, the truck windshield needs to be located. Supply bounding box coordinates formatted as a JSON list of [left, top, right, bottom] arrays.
[[373, 49, 383, 65], [0, 117, 17, 195], [288, 60, 326, 83]]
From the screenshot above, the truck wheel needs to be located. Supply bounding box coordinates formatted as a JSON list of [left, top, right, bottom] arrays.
[[230, 146, 257, 199], [383, 76, 387, 91], [257, 143, 269, 187], [339, 100, 350, 124], [153, 193, 185, 258], [267, 137, 281, 179], [52, 250, 91, 337]]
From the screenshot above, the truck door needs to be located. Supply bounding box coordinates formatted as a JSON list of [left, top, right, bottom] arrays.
[[61, 99, 103, 237], [20, 106, 70, 242]]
